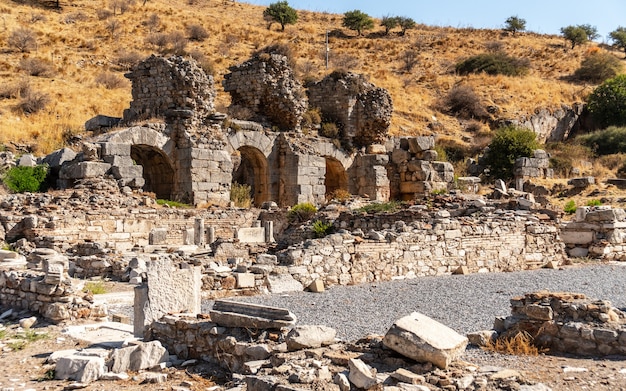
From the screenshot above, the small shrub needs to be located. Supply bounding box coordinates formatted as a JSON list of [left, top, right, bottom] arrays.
[[438, 85, 489, 120], [400, 50, 419, 73], [114, 50, 143, 70], [106, 18, 122, 38], [574, 52, 623, 82], [586, 199, 602, 207], [301, 108, 322, 128], [83, 281, 107, 295], [96, 8, 114, 20], [456, 52, 530, 77], [143, 13, 161, 32], [95, 72, 126, 89], [546, 142, 593, 177], [168, 31, 188, 55], [2, 165, 49, 193], [254, 43, 296, 68], [8, 27, 37, 53], [358, 201, 400, 214], [186, 24, 209, 41], [0, 80, 30, 100], [484, 126, 539, 180], [189, 50, 216, 75], [320, 122, 339, 138], [17, 91, 50, 114], [18, 58, 55, 77], [483, 331, 544, 356], [312, 220, 333, 238], [329, 188, 351, 203], [564, 200, 577, 214], [62, 11, 88, 24], [230, 182, 252, 208], [155, 199, 191, 208], [578, 126, 626, 155], [145, 32, 170, 52], [587, 75, 626, 128], [288, 202, 317, 222], [484, 41, 504, 53]]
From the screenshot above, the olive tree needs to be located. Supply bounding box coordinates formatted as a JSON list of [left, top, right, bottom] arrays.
[[561, 25, 588, 49], [610, 27, 626, 57], [263, 1, 298, 31], [504, 16, 526, 35], [342, 10, 374, 36]]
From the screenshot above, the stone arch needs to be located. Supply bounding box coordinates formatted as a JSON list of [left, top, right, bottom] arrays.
[[96, 126, 177, 200], [325, 157, 348, 198], [131, 145, 175, 199], [233, 146, 270, 206]]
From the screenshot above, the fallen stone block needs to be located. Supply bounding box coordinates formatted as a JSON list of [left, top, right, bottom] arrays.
[[245, 375, 279, 391], [407, 136, 435, 153], [210, 300, 297, 329], [55, 355, 106, 383], [266, 274, 304, 294], [391, 368, 426, 385], [348, 358, 378, 389], [308, 279, 325, 293], [109, 340, 169, 373], [467, 330, 497, 347], [382, 312, 468, 369], [286, 325, 337, 350], [567, 177, 595, 188], [19, 316, 37, 329]]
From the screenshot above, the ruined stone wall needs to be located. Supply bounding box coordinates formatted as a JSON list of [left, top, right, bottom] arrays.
[[0, 270, 106, 323], [277, 215, 563, 288], [561, 206, 626, 260], [498, 292, 626, 356], [308, 71, 392, 148], [123, 55, 215, 125], [223, 53, 306, 130]]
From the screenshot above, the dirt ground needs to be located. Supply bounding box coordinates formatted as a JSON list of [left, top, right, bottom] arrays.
[[2, 318, 626, 391]]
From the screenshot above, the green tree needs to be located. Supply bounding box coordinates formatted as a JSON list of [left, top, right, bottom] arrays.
[[578, 24, 600, 41], [263, 1, 298, 32], [504, 16, 526, 35], [560, 25, 588, 49], [397, 16, 416, 36], [342, 10, 374, 36], [484, 126, 539, 180], [610, 27, 626, 57], [3, 165, 49, 193], [380, 16, 398, 35], [587, 74, 626, 128]]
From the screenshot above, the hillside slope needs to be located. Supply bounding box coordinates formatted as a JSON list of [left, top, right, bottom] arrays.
[[0, 0, 621, 154]]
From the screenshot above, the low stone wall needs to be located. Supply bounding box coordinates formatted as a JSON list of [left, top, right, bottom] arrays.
[[278, 213, 564, 288], [497, 291, 626, 356], [0, 270, 106, 323], [561, 206, 626, 260]]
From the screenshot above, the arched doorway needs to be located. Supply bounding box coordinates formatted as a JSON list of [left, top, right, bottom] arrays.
[[131, 144, 175, 200], [232, 146, 270, 206], [325, 157, 348, 198]]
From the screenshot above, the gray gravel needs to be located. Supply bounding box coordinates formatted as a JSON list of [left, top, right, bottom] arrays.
[[208, 264, 626, 341]]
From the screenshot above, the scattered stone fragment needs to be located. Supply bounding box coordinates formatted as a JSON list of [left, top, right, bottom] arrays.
[[286, 325, 337, 350], [348, 358, 378, 389]]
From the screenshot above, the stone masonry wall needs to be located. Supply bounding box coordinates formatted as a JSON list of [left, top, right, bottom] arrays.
[[278, 213, 563, 288], [123, 55, 215, 125], [561, 206, 626, 260], [497, 291, 626, 356]]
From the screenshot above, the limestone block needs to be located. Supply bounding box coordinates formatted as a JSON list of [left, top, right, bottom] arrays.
[[111, 165, 143, 180], [400, 181, 428, 194], [308, 279, 325, 293], [586, 208, 626, 222], [55, 355, 105, 383], [103, 155, 134, 166], [109, 341, 169, 373], [421, 150, 439, 161], [236, 272, 255, 288], [209, 300, 297, 329], [366, 144, 386, 154], [18, 154, 37, 167], [42, 148, 77, 170], [560, 230, 594, 245], [100, 142, 131, 157], [467, 330, 497, 347], [59, 161, 111, 179], [382, 312, 468, 369], [391, 149, 410, 164], [237, 227, 266, 243], [567, 247, 589, 258], [407, 136, 435, 153], [266, 274, 304, 293], [568, 177, 595, 188], [149, 228, 168, 245], [575, 207, 591, 222], [85, 115, 121, 131], [286, 325, 337, 350], [348, 358, 378, 389]]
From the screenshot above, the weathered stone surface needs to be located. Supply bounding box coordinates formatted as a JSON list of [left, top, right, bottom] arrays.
[[286, 325, 337, 350], [568, 177, 595, 188], [210, 300, 297, 329], [85, 114, 121, 131], [467, 330, 497, 347], [42, 148, 77, 172], [407, 137, 435, 153], [109, 341, 169, 373], [59, 161, 111, 179], [383, 312, 468, 369], [266, 274, 304, 294], [55, 355, 106, 383], [348, 358, 378, 389]]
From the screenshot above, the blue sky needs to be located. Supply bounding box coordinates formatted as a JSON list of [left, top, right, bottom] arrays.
[[247, 0, 626, 42]]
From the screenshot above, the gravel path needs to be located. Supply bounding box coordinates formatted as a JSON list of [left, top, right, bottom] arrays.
[[206, 264, 626, 341]]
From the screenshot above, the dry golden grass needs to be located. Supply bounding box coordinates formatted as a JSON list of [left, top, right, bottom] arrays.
[[483, 331, 546, 356], [1, 0, 624, 154]]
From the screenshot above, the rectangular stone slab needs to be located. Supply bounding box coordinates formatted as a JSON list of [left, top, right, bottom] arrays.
[[210, 300, 296, 329]]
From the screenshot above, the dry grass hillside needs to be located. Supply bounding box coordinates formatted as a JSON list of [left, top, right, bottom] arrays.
[[0, 0, 623, 155]]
